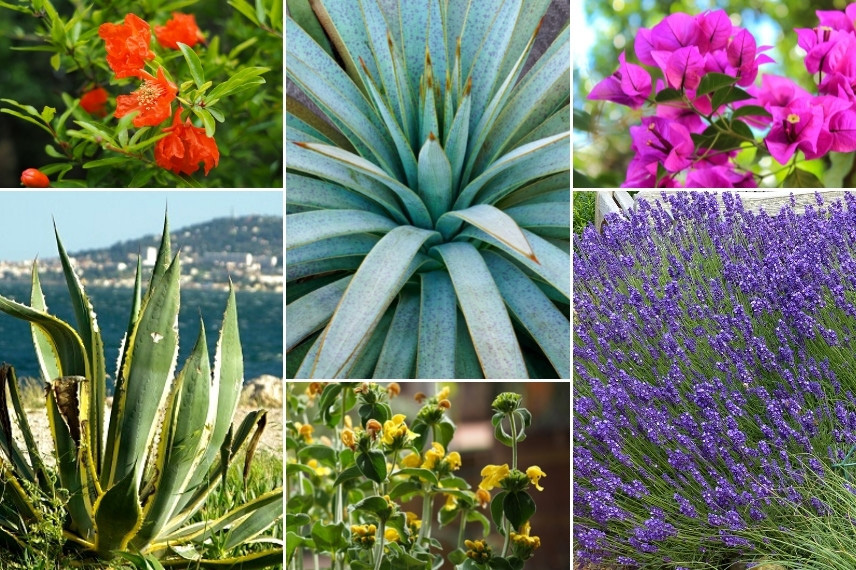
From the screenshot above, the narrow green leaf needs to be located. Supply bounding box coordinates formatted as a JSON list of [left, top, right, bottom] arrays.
[[286, 210, 397, 250], [177, 42, 205, 89], [433, 242, 527, 379], [286, 275, 349, 350], [286, 0, 333, 57], [372, 290, 419, 378], [731, 105, 772, 119], [228, 0, 260, 25], [483, 251, 570, 378], [417, 133, 452, 224], [437, 204, 535, 261], [309, 226, 439, 378], [711, 85, 752, 110], [416, 271, 456, 379], [83, 157, 127, 169], [654, 87, 682, 103]]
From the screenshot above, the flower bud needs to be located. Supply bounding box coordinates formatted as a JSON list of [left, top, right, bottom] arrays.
[[20, 168, 49, 188], [366, 419, 382, 439]]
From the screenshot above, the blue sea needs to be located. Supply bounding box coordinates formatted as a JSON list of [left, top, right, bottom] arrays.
[[0, 282, 282, 387]]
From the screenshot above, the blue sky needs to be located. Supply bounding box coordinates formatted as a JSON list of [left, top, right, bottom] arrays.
[[0, 190, 283, 261]]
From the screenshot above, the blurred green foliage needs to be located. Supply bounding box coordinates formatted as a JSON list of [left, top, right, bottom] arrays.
[[0, 0, 282, 187], [574, 0, 846, 187], [572, 190, 596, 234]]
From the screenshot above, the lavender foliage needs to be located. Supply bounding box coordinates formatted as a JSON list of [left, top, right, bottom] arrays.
[[574, 192, 856, 566]]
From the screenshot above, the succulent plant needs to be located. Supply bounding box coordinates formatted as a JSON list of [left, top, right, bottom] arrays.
[[0, 217, 282, 567], [286, 0, 570, 379]]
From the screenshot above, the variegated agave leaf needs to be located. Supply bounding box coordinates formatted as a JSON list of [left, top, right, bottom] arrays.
[[0, 217, 282, 567], [287, 0, 570, 379]]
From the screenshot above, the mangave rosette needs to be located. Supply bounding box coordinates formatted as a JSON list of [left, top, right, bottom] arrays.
[[286, 0, 570, 379]]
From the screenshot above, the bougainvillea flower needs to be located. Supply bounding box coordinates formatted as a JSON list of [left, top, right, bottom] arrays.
[[115, 68, 177, 127], [154, 12, 205, 50], [685, 165, 757, 188], [20, 168, 49, 188], [764, 97, 824, 164], [155, 109, 220, 175], [588, 52, 651, 109], [726, 29, 774, 86], [80, 86, 109, 117], [636, 12, 700, 66], [696, 10, 732, 53], [754, 74, 812, 111], [631, 116, 695, 173], [816, 4, 856, 33], [98, 13, 154, 78], [795, 27, 849, 74], [657, 46, 704, 91]]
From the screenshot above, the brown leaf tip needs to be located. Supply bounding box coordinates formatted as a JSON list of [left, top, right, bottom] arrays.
[[428, 132, 436, 141], [464, 76, 472, 96]]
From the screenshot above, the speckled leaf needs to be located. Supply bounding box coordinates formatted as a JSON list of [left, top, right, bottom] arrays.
[[416, 271, 456, 379]]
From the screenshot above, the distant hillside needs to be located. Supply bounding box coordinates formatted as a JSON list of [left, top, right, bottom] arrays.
[[75, 215, 283, 262]]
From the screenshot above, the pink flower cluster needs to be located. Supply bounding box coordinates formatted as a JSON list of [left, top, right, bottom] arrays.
[[588, 6, 856, 188]]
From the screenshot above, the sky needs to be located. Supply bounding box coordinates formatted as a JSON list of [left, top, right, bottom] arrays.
[[0, 190, 283, 262]]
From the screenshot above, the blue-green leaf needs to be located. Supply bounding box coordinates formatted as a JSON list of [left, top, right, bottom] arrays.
[[416, 271, 457, 379], [373, 290, 419, 378], [286, 210, 398, 250], [417, 133, 452, 224], [437, 204, 535, 260], [433, 242, 527, 379], [286, 276, 351, 351]]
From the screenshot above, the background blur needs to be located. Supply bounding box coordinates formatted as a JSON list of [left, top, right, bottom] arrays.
[[573, 0, 846, 186], [0, 0, 283, 188]]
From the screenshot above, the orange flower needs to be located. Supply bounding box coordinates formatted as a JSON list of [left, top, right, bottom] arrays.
[[80, 86, 109, 117], [115, 68, 177, 127], [155, 109, 220, 175], [155, 12, 204, 50], [20, 168, 49, 188], [98, 13, 154, 79]]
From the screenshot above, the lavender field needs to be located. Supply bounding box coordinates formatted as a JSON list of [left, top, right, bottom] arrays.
[[574, 192, 856, 569]]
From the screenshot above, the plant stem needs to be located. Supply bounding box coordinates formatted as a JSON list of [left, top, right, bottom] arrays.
[[501, 412, 519, 557], [457, 510, 468, 549], [334, 389, 347, 570], [373, 520, 386, 570], [419, 483, 433, 543]]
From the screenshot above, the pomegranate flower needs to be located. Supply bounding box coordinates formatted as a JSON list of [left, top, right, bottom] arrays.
[[98, 13, 154, 79], [80, 86, 109, 117], [155, 110, 220, 175], [155, 13, 204, 50], [20, 168, 50, 188], [115, 67, 177, 127]]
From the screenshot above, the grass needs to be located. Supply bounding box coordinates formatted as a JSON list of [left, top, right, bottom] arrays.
[[573, 191, 597, 234]]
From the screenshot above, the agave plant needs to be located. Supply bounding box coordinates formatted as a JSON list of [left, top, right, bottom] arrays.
[[286, 0, 570, 379], [0, 218, 282, 567]]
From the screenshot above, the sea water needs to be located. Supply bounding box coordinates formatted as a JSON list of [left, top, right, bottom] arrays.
[[0, 282, 283, 387]]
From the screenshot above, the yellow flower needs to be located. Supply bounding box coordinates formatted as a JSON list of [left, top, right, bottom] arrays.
[[445, 451, 462, 471], [400, 452, 421, 468], [381, 414, 418, 447], [344, 414, 353, 428], [341, 427, 356, 450], [306, 459, 332, 477], [384, 528, 400, 542], [442, 493, 458, 511], [405, 511, 422, 532], [464, 539, 491, 562], [350, 523, 377, 548], [479, 464, 510, 491], [366, 419, 382, 438], [422, 442, 445, 469], [510, 522, 541, 558], [475, 488, 491, 508], [437, 386, 450, 401], [295, 422, 314, 443], [526, 465, 546, 491]]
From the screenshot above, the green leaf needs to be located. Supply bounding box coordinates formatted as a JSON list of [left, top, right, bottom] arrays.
[[654, 88, 682, 103], [490, 491, 507, 530], [83, 157, 128, 169], [308, 226, 439, 378], [41, 106, 56, 123], [417, 133, 453, 224], [435, 417, 456, 449], [191, 106, 216, 137], [297, 444, 338, 467], [434, 242, 528, 379], [696, 72, 738, 95], [311, 521, 347, 553], [333, 465, 363, 486], [286, 513, 310, 530], [393, 468, 438, 485], [783, 167, 824, 188], [711, 85, 752, 110], [352, 495, 392, 519], [358, 402, 391, 426], [483, 251, 570, 377], [437, 204, 535, 261], [177, 42, 205, 90], [731, 105, 772, 119], [356, 450, 388, 484], [286, 0, 333, 57], [228, 0, 260, 25], [372, 291, 419, 378], [93, 469, 143, 554], [286, 210, 398, 250], [502, 491, 535, 530], [416, 271, 457, 379], [207, 66, 268, 103]]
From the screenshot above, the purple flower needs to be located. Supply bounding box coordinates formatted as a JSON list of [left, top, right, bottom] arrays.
[[764, 96, 824, 164], [630, 116, 695, 173], [655, 45, 704, 91], [726, 29, 774, 86], [588, 52, 652, 109]]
